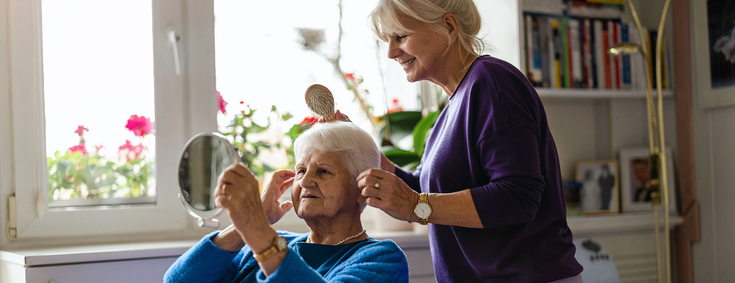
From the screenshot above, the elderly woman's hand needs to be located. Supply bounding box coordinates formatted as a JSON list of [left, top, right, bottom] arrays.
[[261, 169, 295, 224], [213, 163, 267, 228], [357, 169, 420, 223]]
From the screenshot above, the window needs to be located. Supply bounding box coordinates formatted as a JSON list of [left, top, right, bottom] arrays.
[[42, 0, 157, 207], [1, 0, 519, 241], [4, 0, 216, 238], [213, 0, 417, 230]]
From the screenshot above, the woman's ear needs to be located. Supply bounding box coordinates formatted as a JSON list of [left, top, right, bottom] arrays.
[[443, 12, 460, 42]]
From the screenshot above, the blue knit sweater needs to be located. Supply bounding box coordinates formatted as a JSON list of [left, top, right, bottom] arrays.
[[164, 231, 409, 283]]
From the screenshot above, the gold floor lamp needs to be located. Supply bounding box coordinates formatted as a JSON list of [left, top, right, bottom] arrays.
[[608, 0, 673, 283]]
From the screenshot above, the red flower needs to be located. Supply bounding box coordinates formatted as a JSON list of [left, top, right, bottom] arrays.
[[218, 91, 228, 114], [68, 144, 87, 155], [299, 116, 317, 126], [344, 73, 356, 81], [388, 98, 404, 113], [74, 125, 88, 137], [125, 115, 154, 137]]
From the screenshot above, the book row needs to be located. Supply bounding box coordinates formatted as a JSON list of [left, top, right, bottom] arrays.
[[523, 13, 670, 91]]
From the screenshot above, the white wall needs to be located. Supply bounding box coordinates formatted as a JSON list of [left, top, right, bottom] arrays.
[[686, 0, 735, 279], [691, 93, 735, 281], [0, 0, 13, 249]]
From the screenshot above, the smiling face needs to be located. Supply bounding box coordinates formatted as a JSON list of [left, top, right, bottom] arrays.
[[385, 12, 453, 83], [292, 147, 360, 221]]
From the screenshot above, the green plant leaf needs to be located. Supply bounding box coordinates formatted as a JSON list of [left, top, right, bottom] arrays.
[[412, 111, 439, 157], [382, 147, 420, 167], [249, 122, 269, 134], [282, 112, 293, 121], [376, 111, 423, 143]]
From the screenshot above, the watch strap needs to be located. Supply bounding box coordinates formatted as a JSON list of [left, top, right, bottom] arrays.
[[417, 193, 430, 225], [419, 192, 428, 203], [253, 236, 286, 262]]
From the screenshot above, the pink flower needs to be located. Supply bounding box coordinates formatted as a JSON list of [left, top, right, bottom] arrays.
[[68, 144, 87, 155], [118, 140, 134, 152], [218, 91, 228, 114], [74, 125, 88, 137], [118, 140, 146, 163], [125, 115, 154, 137]]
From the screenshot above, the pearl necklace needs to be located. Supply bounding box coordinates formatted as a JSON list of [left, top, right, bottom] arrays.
[[309, 229, 367, 245]]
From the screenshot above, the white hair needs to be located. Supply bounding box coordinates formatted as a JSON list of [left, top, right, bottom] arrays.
[[370, 0, 484, 56], [293, 122, 381, 182]]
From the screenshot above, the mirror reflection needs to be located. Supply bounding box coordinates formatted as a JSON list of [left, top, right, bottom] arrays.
[[178, 134, 237, 212]]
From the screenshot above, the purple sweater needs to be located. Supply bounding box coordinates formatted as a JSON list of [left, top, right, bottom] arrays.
[[395, 56, 582, 282]]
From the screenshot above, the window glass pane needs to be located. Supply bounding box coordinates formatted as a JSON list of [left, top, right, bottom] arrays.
[[42, 0, 156, 206], [213, 0, 416, 177]]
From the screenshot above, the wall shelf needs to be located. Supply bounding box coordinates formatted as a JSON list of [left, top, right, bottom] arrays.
[[537, 88, 674, 99], [568, 212, 683, 235]]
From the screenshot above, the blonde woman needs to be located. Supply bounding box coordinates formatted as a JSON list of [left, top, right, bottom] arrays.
[[353, 0, 584, 282]]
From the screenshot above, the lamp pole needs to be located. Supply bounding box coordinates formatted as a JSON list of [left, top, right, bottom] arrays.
[[609, 0, 673, 282]]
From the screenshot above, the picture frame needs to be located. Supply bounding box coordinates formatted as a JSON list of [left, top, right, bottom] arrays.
[[575, 160, 619, 215], [693, 0, 735, 109], [619, 147, 677, 213]]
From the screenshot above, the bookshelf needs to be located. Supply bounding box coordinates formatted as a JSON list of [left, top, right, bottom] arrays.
[[537, 88, 673, 99], [517, 1, 682, 282], [520, 0, 674, 95], [518, 0, 679, 197]]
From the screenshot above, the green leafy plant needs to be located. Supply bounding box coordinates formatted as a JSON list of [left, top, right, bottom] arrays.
[[378, 111, 440, 170], [220, 104, 294, 176], [217, 92, 311, 175], [47, 117, 155, 201]]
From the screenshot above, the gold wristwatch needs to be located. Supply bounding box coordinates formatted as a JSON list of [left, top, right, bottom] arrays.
[[413, 193, 432, 225], [253, 235, 288, 262]]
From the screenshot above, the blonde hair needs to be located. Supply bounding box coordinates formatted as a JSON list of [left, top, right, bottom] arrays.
[[370, 0, 484, 56], [293, 122, 381, 182]]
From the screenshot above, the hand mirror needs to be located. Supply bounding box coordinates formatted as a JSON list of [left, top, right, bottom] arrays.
[[177, 132, 239, 228]]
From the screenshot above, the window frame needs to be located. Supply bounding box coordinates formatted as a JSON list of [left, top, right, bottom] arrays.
[[3, 0, 218, 239]]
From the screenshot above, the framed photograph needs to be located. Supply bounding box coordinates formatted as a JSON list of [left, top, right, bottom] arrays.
[[693, 0, 735, 108], [619, 147, 677, 213], [575, 160, 619, 215]]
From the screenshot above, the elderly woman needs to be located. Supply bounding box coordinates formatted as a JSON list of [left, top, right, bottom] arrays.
[[164, 122, 409, 282], [350, 0, 584, 282]]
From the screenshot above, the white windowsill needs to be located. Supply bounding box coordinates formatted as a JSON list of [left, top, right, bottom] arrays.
[[0, 230, 429, 268]]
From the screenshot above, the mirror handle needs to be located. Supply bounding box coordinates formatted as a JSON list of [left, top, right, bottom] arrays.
[[197, 218, 220, 229]]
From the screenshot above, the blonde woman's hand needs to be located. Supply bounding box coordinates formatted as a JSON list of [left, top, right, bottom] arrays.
[[356, 169, 420, 223], [261, 169, 295, 224]]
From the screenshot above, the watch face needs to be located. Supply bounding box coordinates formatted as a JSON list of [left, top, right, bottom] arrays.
[[276, 237, 288, 249], [414, 203, 432, 219]]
